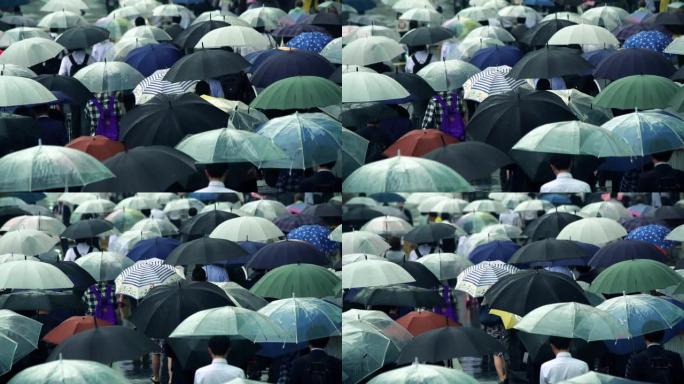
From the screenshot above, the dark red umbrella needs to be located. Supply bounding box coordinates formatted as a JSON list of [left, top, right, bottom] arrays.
[[42, 316, 112, 345], [396, 310, 460, 336], [66, 135, 125, 161], [383, 129, 458, 157]]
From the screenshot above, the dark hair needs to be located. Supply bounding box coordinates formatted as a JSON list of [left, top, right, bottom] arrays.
[[171, 16, 182, 24], [643, 328, 665, 343], [208, 335, 231, 355], [549, 154, 572, 171], [549, 336, 571, 350], [296, 0, 303, 6], [319, 161, 336, 169], [134, 17, 146, 26], [188, 207, 198, 217], [205, 163, 229, 179], [195, 80, 211, 96], [191, 265, 207, 281], [536, 78, 551, 90], [309, 337, 329, 349], [652, 150, 673, 162], [388, 236, 402, 251]]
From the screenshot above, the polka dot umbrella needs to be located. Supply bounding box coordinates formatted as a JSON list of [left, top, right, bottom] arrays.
[[626, 224, 676, 250], [286, 32, 333, 53], [623, 30, 672, 53], [287, 224, 339, 255]]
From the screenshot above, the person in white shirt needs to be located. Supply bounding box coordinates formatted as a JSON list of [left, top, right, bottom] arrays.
[[194, 164, 238, 194], [540, 155, 591, 193], [540, 336, 589, 384], [64, 239, 99, 262], [194, 336, 245, 384], [405, 46, 435, 74], [408, 243, 440, 261], [58, 50, 95, 76]]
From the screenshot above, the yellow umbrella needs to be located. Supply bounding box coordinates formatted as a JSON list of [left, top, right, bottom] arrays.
[[489, 309, 522, 329]]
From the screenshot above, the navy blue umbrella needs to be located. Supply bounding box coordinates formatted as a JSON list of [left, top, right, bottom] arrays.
[[369, 193, 405, 203], [272, 23, 326, 39], [469, 45, 524, 70], [593, 48, 676, 81], [508, 239, 593, 266], [251, 49, 335, 88], [125, 43, 183, 77], [247, 49, 282, 72], [588, 239, 668, 268], [127, 237, 181, 261], [245, 240, 329, 270], [469, 240, 520, 263]]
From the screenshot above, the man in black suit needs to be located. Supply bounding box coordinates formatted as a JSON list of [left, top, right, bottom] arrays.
[[625, 326, 684, 383], [288, 337, 341, 384], [299, 161, 342, 192], [638, 151, 684, 192]]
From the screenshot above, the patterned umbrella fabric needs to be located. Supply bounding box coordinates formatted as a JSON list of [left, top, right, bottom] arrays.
[[114, 258, 183, 299], [455, 261, 519, 297], [287, 224, 339, 255], [286, 32, 332, 53], [626, 224, 676, 250], [623, 30, 672, 53]]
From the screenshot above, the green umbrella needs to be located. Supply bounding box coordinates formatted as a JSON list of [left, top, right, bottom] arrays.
[[557, 371, 647, 384], [549, 89, 613, 125], [343, 321, 392, 384], [0, 229, 58, 256], [343, 156, 473, 193], [7, 358, 128, 384], [342, 259, 415, 289], [73, 61, 144, 93], [0, 260, 73, 289], [590, 259, 684, 294], [104, 208, 145, 231], [417, 60, 480, 91], [513, 302, 629, 341], [512, 121, 635, 157], [0, 334, 16, 376], [176, 126, 288, 165], [0, 310, 41, 366], [342, 72, 410, 103], [341, 231, 389, 255], [417, 252, 473, 281], [169, 305, 288, 342], [593, 75, 679, 110], [342, 36, 404, 66], [75, 251, 135, 282], [250, 76, 340, 110], [249, 263, 340, 299], [556, 218, 627, 246], [0, 76, 57, 107], [367, 362, 479, 384], [210, 217, 284, 242], [0, 38, 64, 68]]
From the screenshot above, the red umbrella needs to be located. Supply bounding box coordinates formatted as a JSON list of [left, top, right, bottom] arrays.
[[42, 316, 112, 345], [383, 129, 458, 158], [66, 135, 125, 161], [396, 310, 460, 336]]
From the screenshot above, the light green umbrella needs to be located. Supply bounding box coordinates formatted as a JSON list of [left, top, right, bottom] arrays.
[[175, 127, 288, 165], [196, 26, 271, 50], [101, 18, 131, 40], [600, 111, 684, 156], [169, 305, 288, 342], [0, 310, 41, 365], [343, 320, 393, 384], [57, 192, 100, 206], [549, 89, 613, 125], [368, 362, 479, 384], [211, 282, 268, 311], [130, 218, 178, 236], [251, 76, 341, 110], [0, 64, 36, 78], [37, 11, 86, 30], [74, 251, 134, 282], [558, 371, 650, 384], [593, 75, 678, 110], [73, 61, 144, 93], [463, 199, 505, 214], [0, 27, 51, 48], [0, 145, 114, 192], [343, 156, 473, 193], [580, 201, 631, 220], [590, 259, 684, 294], [342, 36, 404, 66], [0, 333, 16, 376], [597, 294, 684, 336], [257, 297, 341, 343], [512, 121, 635, 157], [342, 71, 410, 103], [548, 24, 620, 47], [320, 37, 341, 64], [115, 196, 160, 210], [513, 302, 629, 341], [8, 358, 128, 384], [41, 0, 89, 13], [0, 229, 58, 256], [239, 7, 287, 30], [342, 231, 390, 255], [241, 200, 288, 221], [111, 37, 158, 60], [556, 217, 627, 246], [0, 76, 57, 107], [417, 252, 473, 281], [0, 260, 72, 289], [249, 263, 340, 299], [73, 198, 116, 216], [121, 25, 172, 41], [210, 216, 283, 242], [342, 259, 415, 289], [416, 60, 480, 92], [0, 215, 65, 236]]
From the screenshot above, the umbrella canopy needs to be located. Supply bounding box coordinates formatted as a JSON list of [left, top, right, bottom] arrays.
[[422, 142, 512, 181], [594, 75, 678, 110], [249, 263, 340, 299], [0, 76, 57, 107], [463, 65, 528, 103], [105, 208, 145, 232], [0, 229, 58, 256], [165, 237, 245, 266], [0, 289, 84, 312], [547, 24, 619, 47], [416, 60, 480, 92], [509, 47, 593, 79], [397, 326, 504, 364], [590, 259, 683, 294], [342, 321, 394, 384], [589, 239, 668, 269], [600, 111, 684, 156], [174, 20, 230, 49], [341, 71, 410, 103], [251, 49, 334, 88], [124, 43, 182, 77], [0, 309, 42, 367], [42, 316, 112, 345], [455, 261, 519, 297], [73, 61, 144, 93], [195, 25, 271, 50], [524, 212, 581, 241], [0, 27, 50, 49], [400, 26, 453, 46], [1, 215, 64, 236], [250, 76, 340, 110], [522, 19, 577, 47], [341, 231, 389, 255], [212, 282, 268, 310], [7, 359, 128, 384], [179, 210, 238, 237], [624, 30, 672, 53], [509, 238, 594, 266], [75, 251, 134, 282], [286, 31, 332, 53], [404, 223, 457, 244], [38, 10, 86, 30], [342, 259, 415, 289], [210, 216, 283, 242], [126, 237, 180, 262], [396, 310, 459, 336], [594, 48, 676, 81], [61, 219, 114, 240], [55, 26, 109, 50], [35, 74, 93, 106], [178, 124, 279, 163], [129, 218, 178, 236], [361, 216, 412, 236], [115, 258, 183, 299], [0, 37, 64, 68], [162, 49, 250, 82], [367, 362, 479, 384], [556, 372, 647, 384], [556, 218, 627, 246], [469, 45, 524, 70], [597, 294, 684, 337], [48, 326, 158, 364], [350, 284, 443, 308], [384, 129, 458, 158], [416, 253, 472, 281], [122, 25, 171, 41], [66, 136, 124, 161], [469, 241, 520, 263], [258, 297, 341, 343], [246, 240, 328, 270]]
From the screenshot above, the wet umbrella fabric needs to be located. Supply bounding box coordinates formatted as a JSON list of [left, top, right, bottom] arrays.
[[521, 19, 576, 47], [61, 219, 114, 240], [593, 48, 676, 80], [469, 45, 524, 70], [397, 326, 505, 364], [0, 290, 85, 312], [125, 43, 182, 77], [47, 326, 159, 364], [508, 47, 594, 79], [180, 210, 238, 237], [422, 142, 512, 181], [163, 49, 250, 82], [251, 50, 334, 88], [524, 212, 582, 241], [349, 285, 444, 308], [66, 136, 124, 161], [173, 20, 230, 49], [588, 239, 668, 268], [399, 26, 453, 46], [42, 316, 112, 345], [45, 260, 96, 289], [246, 240, 328, 270], [126, 238, 181, 262], [55, 25, 108, 50], [34, 74, 93, 106]]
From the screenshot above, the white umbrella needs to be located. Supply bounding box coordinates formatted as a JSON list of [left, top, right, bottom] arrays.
[[239, 7, 287, 30], [514, 199, 554, 212], [457, 6, 497, 21], [429, 198, 469, 215], [0, 229, 58, 255], [344, 26, 401, 44], [399, 8, 442, 24], [342, 259, 415, 289], [320, 37, 341, 64], [130, 218, 178, 236], [152, 4, 193, 18], [341, 253, 384, 266], [41, 0, 89, 13], [0, 260, 72, 289], [581, 6, 629, 32], [73, 198, 116, 215], [664, 36, 684, 55], [0, 37, 64, 68], [556, 217, 627, 246], [162, 198, 205, 216], [342, 36, 404, 66], [192, 11, 248, 26], [342, 72, 410, 103], [464, 199, 506, 214], [240, 200, 288, 221], [115, 196, 160, 210], [37, 10, 86, 30], [548, 24, 620, 47], [121, 26, 172, 41], [57, 192, 100, 206], [110, 230, 160, 253], [0, 216, 65, 236], [210, 217, 284, 242], [466, 26, 515, 43], [392, 0, 436, 12], [542, 12, 582, 24], [361, 216, 413, 236], [195, 26, 270, 50], [417, 252, 473, 281], [0, 64, 36, 78], [417, 59, 480, 91], [0, 76, 56, 107], [497, 5, 537, 18], [109, 6, 143, 20], [73, 61, 145, 93], [0, 27, 51, 48], [342, 231, 390, 255], [75, 251, 134, 282], [579, 201, 632, 221]]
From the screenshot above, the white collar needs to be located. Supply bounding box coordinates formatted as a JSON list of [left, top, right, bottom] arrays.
[[208, 180, 225, 187], [211, 358, 227, 364], [556, 352, 572, 358], [556, 172, 573, 179]]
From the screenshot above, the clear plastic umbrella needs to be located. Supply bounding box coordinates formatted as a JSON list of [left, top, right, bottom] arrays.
[[239, 7, 287, 31], [417, 252, 473, 281], [342, 260, 415, 289], [241, 200, 288, 221], [343, 320, 393, 384], [0, 310, 41, 366], [104, 209, 147, 232], [368, 361, 479, 384], [175, 127, 288, 165], [341, 71, 410, 103], [0, 64, 35, 78], [0, 27, 51, 48], [73, 198, 116, 216], [580, 201, 632, 220], [75, 251, 134, 282], [416, 60, 480, 91], [73, 61, 144, 93], [0, 215, 65, 236], [597, 294, 684, 336], [0, 37, 64, 68], [342, 36, 404, 66], [320, 37, 341, 64], [361, 216, 413, 236], [0, 76, 56, 107], [110, 37, 158, 60], [37, 11, 87, 30], [556, 218, 627, 246], [7, 358, 129, 384], [211, 282, 268, 311], [341, 231, 390, 256], [121, 25, 172, 41], [210, 217, 284, 242], [343, 310, 413, 362], [601, 111, 684, 156], [41, 0, 89, 13], [130, 218, 178, 236], [0, 260, 73, 289], [115, 196, 160, 210], [258, 297, 341, 343], [195, 26, 270, 49]]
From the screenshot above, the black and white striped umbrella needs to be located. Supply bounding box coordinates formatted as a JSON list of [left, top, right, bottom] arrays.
[[115, 258, 183, 299], [455, 260, 518, 297], [463, 65, 529, 103], [132, 69, 197, 105]]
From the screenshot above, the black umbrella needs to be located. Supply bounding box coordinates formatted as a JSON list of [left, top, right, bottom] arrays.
[[384, 72, 436, 101], [0, 112, 40, 157], [348, 284, 444, 308], [173, 20, 231, 49], [0, 206, 30, 227], [180, 210, 238, 237], [119, 93, 229, 148], [422, 142, 512, 181], [397, 260, 441, 289], [0, 290, 86, 312], [523, 212, 582, 241], [34, 74, 94, 106], [509, 150, 601, 184], [310, 12, 342, 26], [397, 326, 505, 364], [165, 237, 248, 266], [84, 146, 197, 192], [246, 240, 329, 269], [55, 26, 109, 50], [593, 48, 676, 80], [508, 239, 593, 265], [483, 270, 589, 316], [163, 49, 250, 82], [645, 12, 684, 33], [399, 26, 454, 46], [48, 325, 160, 364], [302, 203, 341, 226], [342, 207, 384, 230], [672, 65, 684, 82], [251, 50, 335, 88], [508, 46, 593, 79], [46, 260, 97, 289], [131, 282, 232, 338], [61, 218, 114, 240], [588, 239, 668, 268], [520, 19, 576, 47], [329, 65, 341, 84], [404, 223, 455, 244], [340, 103, 399, 129], [468, 89, 577, 152], [654, 206, 684, 228]]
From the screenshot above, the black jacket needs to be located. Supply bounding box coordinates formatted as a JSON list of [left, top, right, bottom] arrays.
[[625, 344, 684, 383], [299, 170, 341, 192], [638, 164, 684, 192], [288, 349, 341, 384]]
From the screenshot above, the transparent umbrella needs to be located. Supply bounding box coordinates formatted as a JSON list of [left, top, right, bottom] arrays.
[[210, 217, 284, 242], [597, 294, 684, 336], [0, 27, 50, 48], [37, 11, 86, 30], [7, 358, 128, 384], [0, 76, 57, 107], [368, 362, 479, 384], [343, 320, 393, 384], [258, 297, 341, 343], [73, 61, 144, 93], [0, 260, 73, 289], [0, 229, 58, 256], [416, 60, 480, 91], [341, 231, 390, 255], [601, 110, 684, 156], [0, 310, 41, 366], [75, 251, 134, 282]]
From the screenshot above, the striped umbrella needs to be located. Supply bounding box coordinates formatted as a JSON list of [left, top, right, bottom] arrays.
[[132, 69, 197, 105], [463, 66, 529, 103], [114, 258, 183, 299], [455, 260, 519, 297]]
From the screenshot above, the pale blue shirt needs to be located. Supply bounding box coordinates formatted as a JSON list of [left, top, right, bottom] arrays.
[[203, 264, 229, 283]]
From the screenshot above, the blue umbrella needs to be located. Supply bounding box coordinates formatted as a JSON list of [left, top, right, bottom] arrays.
[[369, 193, 405, 203], [343, 0, 376, 13], [125, 43, 183, 77], [286, 32, 332, 53], [581, 48, 616, 67], [593, 48, 676, 80], [258, 297, 341, 343], [220, 241, 266, 267], [523, 0, 554, 5], [245, 240, 329, 270], [539, 194, 571, 205], [626, 224, 676, 250], [127, 237, 181, 262], [287, 225, 339, 255], [588, 239, 668, 268], [469, 45, 524, 70], [624, 30, 672, 53], [468, 240, 520, 263], [614, 23, 668, 42], [251, 50, 335, 88]]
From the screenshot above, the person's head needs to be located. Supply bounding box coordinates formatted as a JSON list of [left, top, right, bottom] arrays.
[[549, 336, 571, 354], [536, 78, 551, 90], [652, 150, 673, 163], [207, 335, 231, 357], [194, 80, 210, 96], [388, 236, 402, 251], [171, 16, 182, 24], [191, 265, 207, 281], [204, 163, 229, 180], [441, 213, 451, 222], [643, 322, 665, 344], [188, 207, 198, 217], [134, 17, 146, 26], [295, 0, 303, 7], [308, 337, 329, 350], [317, 161, 336, 171], [549, 154, 572, 174]]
